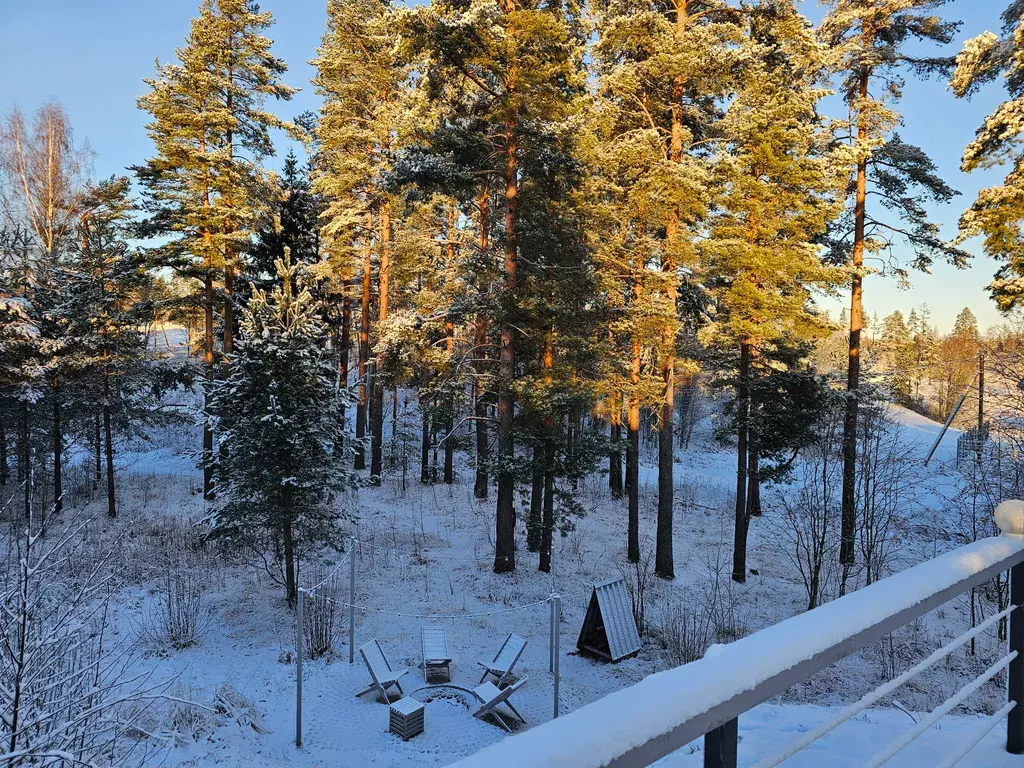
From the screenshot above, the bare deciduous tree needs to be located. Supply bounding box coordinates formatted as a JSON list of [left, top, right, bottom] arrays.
[[1, 509, 166, 765]]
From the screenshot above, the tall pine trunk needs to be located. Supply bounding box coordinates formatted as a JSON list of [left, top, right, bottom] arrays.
[[609, 418, 623, 499], [627, 331, 641, 563], [655, 46, 685, 580], [539, 435, 555, 573], [747, 446, 761, 517], [93, 414, 101, 491], [732, 341, 751, 584], [339, 289, 351, 445], [420, 400, 431, 484], [103, 349, 116, 518], [841, 68, 871, 589], [528, 443, 543, 552], [355, 215, 372, 471], [370, 202, 391, 483], [474, 316, 490, 499], [494, 127, 519, 574], [444, 319, 455, 485], [203, 270, 215, 499], [473, 189, 491, 500], [224, 263, 234, 364]]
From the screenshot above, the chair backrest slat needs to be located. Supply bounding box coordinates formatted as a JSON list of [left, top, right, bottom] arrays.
[[361, 640, 391, 675], [422, 628, 447, 658], [494, 634, 526, 669]]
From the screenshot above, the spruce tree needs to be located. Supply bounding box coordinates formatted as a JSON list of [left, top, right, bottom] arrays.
[[819, 0, 969, 588], [135, 0, 296, 499], [208, 252, 350, 604]]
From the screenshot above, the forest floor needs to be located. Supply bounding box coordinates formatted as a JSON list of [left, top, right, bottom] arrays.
[[22, 379, 1024, 767]]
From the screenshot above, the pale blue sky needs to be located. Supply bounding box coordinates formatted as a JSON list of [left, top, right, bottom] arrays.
[[0, 0, 1012, 333]]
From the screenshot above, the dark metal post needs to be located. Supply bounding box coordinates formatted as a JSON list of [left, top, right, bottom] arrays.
[[1009, 562, 1024, 753], [553, 594, 561, 719], [704, 718, 738, 768]]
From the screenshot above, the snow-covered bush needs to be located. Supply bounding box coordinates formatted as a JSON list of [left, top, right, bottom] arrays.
[[301, 563, 343, 659], [0, 510, 167, 765], [147, 566, 209, 650]]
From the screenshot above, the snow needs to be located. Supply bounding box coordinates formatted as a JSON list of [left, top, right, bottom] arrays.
[[450, 537, 1024, 768], [24, 376, 1024, 768]]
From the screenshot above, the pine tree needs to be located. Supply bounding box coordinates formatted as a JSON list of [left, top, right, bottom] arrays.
[[64, 177, 161, 518], [593, 0, 741, 579], [314, 0, 409, 482], [952, 3, 1024, 310], [703, 0, 844, 584], [208, 252, 351, 604], [819, 0, 969, 588], [135, 0, 296, 499], [405, 0, 587, 573]]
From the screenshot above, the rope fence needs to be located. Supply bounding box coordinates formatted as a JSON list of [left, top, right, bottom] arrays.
[[307, 595, 552, 620]]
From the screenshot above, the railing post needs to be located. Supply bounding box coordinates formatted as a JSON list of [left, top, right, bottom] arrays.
[[296, 587, 304, 748], [349, 535, 357, 664], [704, 718, 737, 768], [1010, 562, 1024, 754]]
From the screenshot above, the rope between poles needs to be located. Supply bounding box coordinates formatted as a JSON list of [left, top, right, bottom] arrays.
[[309, 595, 552, 620], [299, 548, 355, 594]]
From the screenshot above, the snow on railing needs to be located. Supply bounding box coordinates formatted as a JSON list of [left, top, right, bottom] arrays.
[[450, 501, 1024, 768]]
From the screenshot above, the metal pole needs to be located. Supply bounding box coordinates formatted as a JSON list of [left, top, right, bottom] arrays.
[[552, 594, 561, 719], [978, 353, 985, 466], [349, 535, 357, 664], [924, 372, 979, 466], [296, 587, 304, 748], [548, 595, 555, 673], [1009, 562, 1024, 753]]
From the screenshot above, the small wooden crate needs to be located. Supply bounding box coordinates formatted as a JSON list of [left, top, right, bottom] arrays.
[[389, 696, 425, 741]]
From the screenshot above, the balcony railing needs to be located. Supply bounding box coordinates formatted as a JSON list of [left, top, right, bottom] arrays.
[[451, 501, 1024, 768]]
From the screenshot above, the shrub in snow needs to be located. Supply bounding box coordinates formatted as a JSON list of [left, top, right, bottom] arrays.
[[0, 510, 168, 766], [146, 567, 209, 650], [301, 564, 343, 659]]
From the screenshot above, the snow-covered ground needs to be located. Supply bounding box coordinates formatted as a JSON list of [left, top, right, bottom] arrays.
[[22, 380, 1024, 767]]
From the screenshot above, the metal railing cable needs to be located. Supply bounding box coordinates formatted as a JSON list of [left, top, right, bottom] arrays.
[[750, 604, 1016, 768], [865, 651, 1018, 768], [934, 700, 1017, 768]]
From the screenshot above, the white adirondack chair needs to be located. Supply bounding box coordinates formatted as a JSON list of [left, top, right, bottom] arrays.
[[421, 627, 452, 682], [356, 639, 409, 703], [477, 633, 527, 687], [471, 676, 528, 732]]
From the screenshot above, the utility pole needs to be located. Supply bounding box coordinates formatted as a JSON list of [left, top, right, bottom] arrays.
[[978, 352, 985, 466]]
